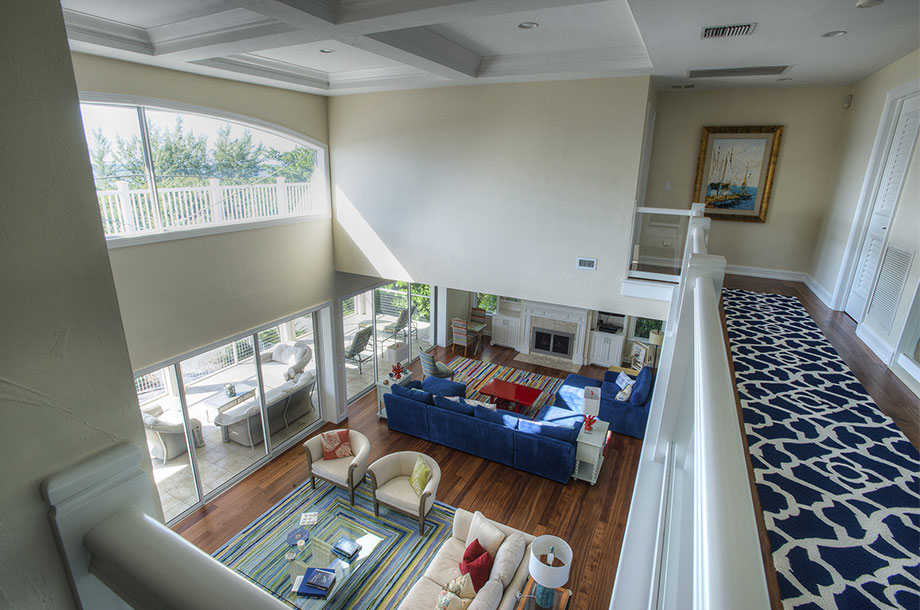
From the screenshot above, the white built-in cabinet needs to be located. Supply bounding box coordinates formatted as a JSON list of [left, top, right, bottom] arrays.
[[589, 330, 625, 367], [491, 314, 520, 348]]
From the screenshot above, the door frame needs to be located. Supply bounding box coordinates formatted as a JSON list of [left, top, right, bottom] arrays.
[[832, 78, 920, 313]]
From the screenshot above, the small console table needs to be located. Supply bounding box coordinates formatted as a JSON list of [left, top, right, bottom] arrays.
[[573, 419, 609, 485], [375, 371, 414, 419]]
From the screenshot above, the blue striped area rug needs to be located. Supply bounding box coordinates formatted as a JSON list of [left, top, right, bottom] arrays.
[[213, 478, 455, 609], [446, 355, 565, 419], [722, 289, 920, 610]]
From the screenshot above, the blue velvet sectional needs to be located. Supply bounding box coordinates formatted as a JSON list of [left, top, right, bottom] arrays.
[[383, 377, 580, 484], [550, 367, 655, 439]]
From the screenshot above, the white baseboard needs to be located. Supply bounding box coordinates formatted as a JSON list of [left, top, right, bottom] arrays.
[[856, 322, 895, 364], [893, 353, 920, 398], [724, 264, 806, 282], [804, 274, 835, 308]]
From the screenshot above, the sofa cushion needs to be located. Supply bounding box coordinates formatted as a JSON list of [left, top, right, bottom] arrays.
[[311, 455, 353, 485], [467, 580, 502, 610], [466, 512, 506, 556], [536, 405, 585, 430], [473, 405, 519, 429], [518, 419, 579, 444], [489, 532, 526, 588], [423, 538, 465, 586], [406, 379, 423, 390], [392, 382, 434, 405], [630, 367, 653, 406], [376, 475, 419, 514], [399, 576, 444, 610], [433, 395, 475, 416], [553, 374, 602, 413], [421, 377, 467, 398]]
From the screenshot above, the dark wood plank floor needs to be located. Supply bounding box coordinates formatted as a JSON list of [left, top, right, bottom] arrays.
[[174, 339, 634, 609], [173, 276, 918, 609], [723, 275, 920, 448]]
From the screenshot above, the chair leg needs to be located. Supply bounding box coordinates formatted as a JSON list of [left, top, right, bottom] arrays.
[[311, 475, 315, 490], [419, 514, 425, 536], [349, 484, 355, 506], [374, 499, 379, 517]]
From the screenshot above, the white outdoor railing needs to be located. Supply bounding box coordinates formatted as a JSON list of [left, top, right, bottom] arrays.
[[610, 203, 771, 610], [96, 177, 319, 236]]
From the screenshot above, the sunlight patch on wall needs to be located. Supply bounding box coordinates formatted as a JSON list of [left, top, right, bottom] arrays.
[[334, 185, 410, 280]]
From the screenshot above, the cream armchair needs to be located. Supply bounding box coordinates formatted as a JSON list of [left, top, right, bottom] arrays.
[[368, 451, 441, 535], [141, 404, 204, 463], [303, 429, 370, 505]]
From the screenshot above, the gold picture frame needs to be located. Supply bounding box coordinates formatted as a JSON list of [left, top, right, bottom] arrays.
[[693, 125, 783, 223]]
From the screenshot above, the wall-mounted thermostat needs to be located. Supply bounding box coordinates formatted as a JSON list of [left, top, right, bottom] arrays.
[[576, 257, 597, 270]]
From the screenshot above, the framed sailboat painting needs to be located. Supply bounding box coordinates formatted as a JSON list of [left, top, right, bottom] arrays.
[[693, 125, 783, 222]]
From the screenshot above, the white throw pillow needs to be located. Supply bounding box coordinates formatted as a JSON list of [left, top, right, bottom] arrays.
[[615, 371, 633, 390], [488, 532, 526, 588], [271, 344, 288, 363], [466, 512, 506, 557], [288, 347, 306, 365], [616, 384, 634, 401], [467, 580, 502, 610]]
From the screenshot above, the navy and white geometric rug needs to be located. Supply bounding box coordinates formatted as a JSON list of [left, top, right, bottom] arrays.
[[722, 289, 920, 610]]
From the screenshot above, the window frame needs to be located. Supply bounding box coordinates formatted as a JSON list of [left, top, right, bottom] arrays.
[[79, 93, 331, 249]]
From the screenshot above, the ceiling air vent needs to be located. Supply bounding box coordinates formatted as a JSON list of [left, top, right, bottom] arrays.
[[701, 23, 756, 39], [688, 65, 791, 78]]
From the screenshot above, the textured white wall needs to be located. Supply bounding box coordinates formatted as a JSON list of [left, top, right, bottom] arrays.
[[329, 77, 669, 320], [0, 3, 150, 608]]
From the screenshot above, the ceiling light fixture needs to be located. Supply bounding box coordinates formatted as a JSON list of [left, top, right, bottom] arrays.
[[777, 77, 792, 81], [822, 30, 847, 37], [856, 0, 883, 7], [518, 22, 539, 29], [319, 48, 335, 53]]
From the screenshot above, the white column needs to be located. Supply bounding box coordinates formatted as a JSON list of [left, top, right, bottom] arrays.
[[115, 180, 134, 234], [317, 305, 346, 424], [275, 176, 289, 215], [436, 285, 450, 347], [208, 178, 224, 223]]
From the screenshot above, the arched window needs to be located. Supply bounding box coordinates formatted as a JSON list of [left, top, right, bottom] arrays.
[[79, 100, 328, 244]]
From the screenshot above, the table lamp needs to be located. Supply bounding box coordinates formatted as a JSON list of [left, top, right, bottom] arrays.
[[583, 386, 601, 432], [528, 535, 572, 608], [648, 329, 664, 367]]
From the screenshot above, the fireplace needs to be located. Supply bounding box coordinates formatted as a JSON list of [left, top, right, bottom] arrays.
[[531, 327, 575, 359]]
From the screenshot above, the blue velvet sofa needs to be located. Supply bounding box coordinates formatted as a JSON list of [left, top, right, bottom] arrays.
[[549, 367, 655, 439], [384, 377, 580, 484]]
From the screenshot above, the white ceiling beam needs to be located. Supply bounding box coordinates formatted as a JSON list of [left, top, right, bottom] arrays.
[[63, 10, 153, 55]]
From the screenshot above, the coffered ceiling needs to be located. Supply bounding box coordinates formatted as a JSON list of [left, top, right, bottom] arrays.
[[61, 0, 919, 95]]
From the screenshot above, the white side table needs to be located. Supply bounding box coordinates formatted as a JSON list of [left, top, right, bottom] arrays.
[[375, 371, 414, 419], [573, 419, 609, 484]]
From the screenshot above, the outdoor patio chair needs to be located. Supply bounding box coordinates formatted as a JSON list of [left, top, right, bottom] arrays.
[[418, 346, 454, 379], [382, 307, 410, 342], [141, 404, 205, 463], [344, 326, 374, 374]]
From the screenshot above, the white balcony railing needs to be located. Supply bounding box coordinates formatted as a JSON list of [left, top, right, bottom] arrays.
[[611, 203, 771, 610], [96, 177, 319, 236]]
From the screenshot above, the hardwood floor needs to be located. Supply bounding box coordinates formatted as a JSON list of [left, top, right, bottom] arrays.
[[174, 339, 636, 609], [723, 275, 920, 448], [173, 276, 918, 609]]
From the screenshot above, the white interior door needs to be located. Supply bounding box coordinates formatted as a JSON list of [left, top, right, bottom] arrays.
[[845, 93, 920, 321]]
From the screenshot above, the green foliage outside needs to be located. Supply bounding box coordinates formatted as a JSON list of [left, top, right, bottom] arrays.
[[634, 317, 663, 339], [88, 116, 315, 190], [373, 282, 432, 321], [476, 293, 498, 313]]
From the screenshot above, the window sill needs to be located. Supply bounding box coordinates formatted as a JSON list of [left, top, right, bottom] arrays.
[[105, 213, 331, 249]]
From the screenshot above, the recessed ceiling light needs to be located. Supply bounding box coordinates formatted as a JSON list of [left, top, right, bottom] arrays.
[[856, 0, 883, 7], [518, 22, 539, 29], [319, 48, 335, 54], [822, 30, 847, 37], [777, 77, 793, 82]]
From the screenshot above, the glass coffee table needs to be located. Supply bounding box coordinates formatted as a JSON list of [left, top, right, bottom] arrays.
[[236, 508, 384, 608]]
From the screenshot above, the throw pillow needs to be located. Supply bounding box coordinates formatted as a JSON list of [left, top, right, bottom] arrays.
[[391, 382, 434, 405], [459, 548, 494, 591], [462, 539, 488, 564], [445, 573, 476, 599], [433, 395, 475, 416], [615, 371, 633, 390], [466, 580, 502, 610], [409, 455, 431, 496], [435, 590, 472, 610], [466, 511, 506, 557], [489, 532, 526, 588], [320, 430, 353, 460], [629, 367, 652, 406], [616, 383, 633, 401], [473, 405, 519, 429]]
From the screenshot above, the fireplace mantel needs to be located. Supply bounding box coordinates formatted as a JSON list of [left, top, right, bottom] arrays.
[[520, 301, 589, 366]]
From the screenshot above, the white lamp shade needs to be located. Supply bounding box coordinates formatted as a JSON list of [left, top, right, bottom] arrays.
[[528, 535, 572, 589], [583, 386, 601, 418], [649, 329, 664, 346]]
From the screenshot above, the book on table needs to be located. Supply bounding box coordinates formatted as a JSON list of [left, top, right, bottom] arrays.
[[293, 568, 336, 597], [332, 536, 361, 560]]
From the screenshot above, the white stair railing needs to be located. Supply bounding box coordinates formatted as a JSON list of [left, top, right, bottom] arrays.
[[610, 203, 771, 610], [42, 443, 287, 609]]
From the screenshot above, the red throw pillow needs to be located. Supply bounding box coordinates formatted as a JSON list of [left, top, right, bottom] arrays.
[[321, 430, 353, 460], [462, 538, 488, 564], [459, 549, 494, 592]]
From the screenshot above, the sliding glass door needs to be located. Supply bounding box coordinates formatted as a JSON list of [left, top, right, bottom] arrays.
[[342, 289, 377, 400]]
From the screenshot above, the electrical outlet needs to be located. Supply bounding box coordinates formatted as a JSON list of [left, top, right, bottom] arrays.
[[663, 239, 672, 247], [664, 181, 671, 191]]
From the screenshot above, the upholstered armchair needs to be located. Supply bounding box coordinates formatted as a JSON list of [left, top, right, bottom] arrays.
[[368, 451, 441, 535], [141, 404, 204, 463], [303, 429, 370, 505], [418, 346, 454, 379]]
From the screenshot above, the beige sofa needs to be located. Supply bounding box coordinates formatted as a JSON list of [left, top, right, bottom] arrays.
[[398, 508, 534, 610]]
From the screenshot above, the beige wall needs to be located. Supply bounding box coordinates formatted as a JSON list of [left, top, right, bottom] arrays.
[[329, 77, 669, 320], [645, 86, 849, 272], [0, 3, 150, 608], [71, 53, 337, 371], [810, 50, 920, 297]]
